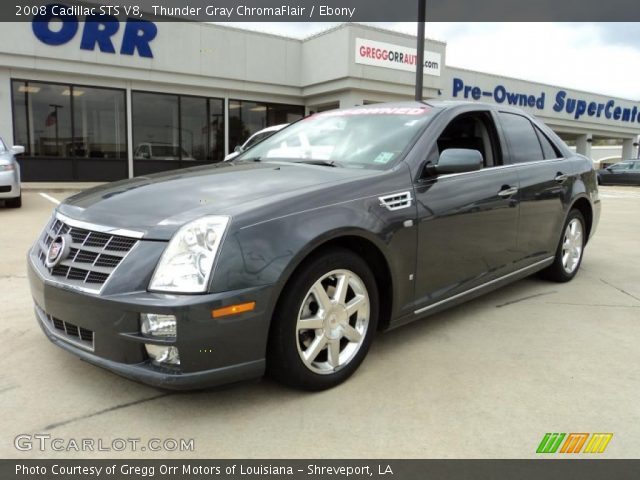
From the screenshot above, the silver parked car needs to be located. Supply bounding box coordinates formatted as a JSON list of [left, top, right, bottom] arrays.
[[0, 138, 24, 208]]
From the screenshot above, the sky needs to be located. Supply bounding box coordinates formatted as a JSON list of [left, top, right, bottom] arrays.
[[219, 22, 640, 100]]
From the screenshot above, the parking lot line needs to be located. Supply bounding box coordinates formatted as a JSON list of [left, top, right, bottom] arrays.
[[39, 192, 60, 205]]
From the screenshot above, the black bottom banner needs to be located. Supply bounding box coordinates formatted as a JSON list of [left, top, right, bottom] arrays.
[[2, 460, 640, 480]]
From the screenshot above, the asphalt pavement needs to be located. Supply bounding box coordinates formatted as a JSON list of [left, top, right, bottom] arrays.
[[1, 186, 639, 458]]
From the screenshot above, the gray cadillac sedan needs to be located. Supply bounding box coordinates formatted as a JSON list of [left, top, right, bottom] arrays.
[[28, 102, 600, 390]]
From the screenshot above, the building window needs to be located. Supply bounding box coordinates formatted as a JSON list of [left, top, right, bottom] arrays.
[[11, 80, 127, 181], [132, 91, 225, 175], [209, 98, 224, 162], [132, 92, 180, 162], [12, 81, 72, 157], [180, 96, 208, 161], [73, 86, 127, 160], [228, 100, 304, 151]]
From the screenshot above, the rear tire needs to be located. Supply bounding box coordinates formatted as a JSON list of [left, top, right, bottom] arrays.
[[267, 248, 379, 391], [542, 209, 585, 282], [5, 194, 21, 208]]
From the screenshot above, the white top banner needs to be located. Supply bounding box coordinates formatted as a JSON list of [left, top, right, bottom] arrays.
[[355, 38, 442, 77]]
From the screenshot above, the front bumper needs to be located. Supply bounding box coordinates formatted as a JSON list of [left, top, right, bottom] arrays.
[[28, 256, 273, 390], [0, 169, 20, 199]]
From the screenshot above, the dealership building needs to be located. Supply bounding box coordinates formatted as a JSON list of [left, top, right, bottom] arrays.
[[1, 18, 639, 181]]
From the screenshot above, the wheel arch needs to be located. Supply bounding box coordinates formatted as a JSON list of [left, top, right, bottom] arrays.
[[268, 230, 395, 335], [569, 196, 594, 243]]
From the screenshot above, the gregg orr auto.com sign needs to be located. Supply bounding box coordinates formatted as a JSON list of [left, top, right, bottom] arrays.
[[355, 38, 441, 76]]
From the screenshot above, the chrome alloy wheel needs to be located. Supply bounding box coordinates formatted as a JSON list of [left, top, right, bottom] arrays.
[[296, 269, 370, 375], [561, 218, 584, 274]]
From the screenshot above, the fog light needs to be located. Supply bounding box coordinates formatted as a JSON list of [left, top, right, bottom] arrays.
[[145, 344, 180, 366], [141, 313, 176, 338]]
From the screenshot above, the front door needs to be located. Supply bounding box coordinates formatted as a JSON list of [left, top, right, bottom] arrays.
[[413, 111, 520, 309]]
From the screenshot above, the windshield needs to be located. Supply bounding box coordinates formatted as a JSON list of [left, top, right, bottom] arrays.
[[244, 131, 272, 149], [237, 106, 438, 169], [0, 138, 6, 152]]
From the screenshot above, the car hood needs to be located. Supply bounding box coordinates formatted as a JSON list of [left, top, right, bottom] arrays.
[[58, 161, 374, 239]]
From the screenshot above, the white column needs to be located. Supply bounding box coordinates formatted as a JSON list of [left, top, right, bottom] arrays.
[[576, 134, 592, 158], [0, 69, 14, 146], [126, 87, 134, 178], [621, 138, 634, 160], [224, 97, 229, 157]]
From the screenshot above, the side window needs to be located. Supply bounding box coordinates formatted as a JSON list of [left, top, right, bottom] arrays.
[[498, 112, 544, 164], [611, 162, 630, 171], [633, 162, 640, 171], [534, 126, 561, 160], [434, 112, 501, 168]]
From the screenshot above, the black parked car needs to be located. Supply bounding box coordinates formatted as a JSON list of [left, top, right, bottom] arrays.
[[28, 102, 600, 391], [597, 159, 640, 185]]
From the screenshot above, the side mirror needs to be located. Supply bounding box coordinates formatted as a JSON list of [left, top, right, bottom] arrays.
[[11, 145, 25, 155], [427, 148, 483, 176], [234, 145, 242, 153], [605, 167, 613, 172]]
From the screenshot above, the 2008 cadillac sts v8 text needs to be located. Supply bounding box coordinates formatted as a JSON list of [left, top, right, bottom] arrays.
[[28, 102, 600, 390]]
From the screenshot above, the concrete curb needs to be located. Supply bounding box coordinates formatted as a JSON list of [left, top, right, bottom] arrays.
[[21, 182, 104, 192]]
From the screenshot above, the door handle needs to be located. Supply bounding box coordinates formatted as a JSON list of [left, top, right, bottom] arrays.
[[498, 186, 518, 198], [555, 173, 569, 183]]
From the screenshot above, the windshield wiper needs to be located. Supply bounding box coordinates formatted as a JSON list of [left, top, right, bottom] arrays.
[[295, 160, 342, 168]]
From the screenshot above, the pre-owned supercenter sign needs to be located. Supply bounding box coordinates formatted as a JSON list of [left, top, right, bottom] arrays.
[[452, 77, 640, 125], [355, 38, 441, 77]]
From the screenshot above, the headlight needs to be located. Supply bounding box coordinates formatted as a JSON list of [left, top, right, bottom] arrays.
[[0, 164, 16, 171], [149, 216, 230, 293]]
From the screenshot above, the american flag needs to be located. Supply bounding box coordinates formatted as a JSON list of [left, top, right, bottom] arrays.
[[45, 110, 57, 127]]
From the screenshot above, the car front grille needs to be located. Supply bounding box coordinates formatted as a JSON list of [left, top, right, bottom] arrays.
[[35, 304, 95, 351], [36, 216, 138, 292]]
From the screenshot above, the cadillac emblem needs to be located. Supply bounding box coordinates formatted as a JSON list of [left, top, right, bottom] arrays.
[[45, 235, 71, 268]]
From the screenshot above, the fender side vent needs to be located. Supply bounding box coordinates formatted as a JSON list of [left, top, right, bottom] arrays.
[[379, 192, 413, 211]]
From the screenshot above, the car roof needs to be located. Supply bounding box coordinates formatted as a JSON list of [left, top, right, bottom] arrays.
[[324, 100, 531, 116]]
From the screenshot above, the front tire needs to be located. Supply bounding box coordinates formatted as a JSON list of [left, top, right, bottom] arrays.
[[543, 209, 586, 282], [268, 248, 379, 390]]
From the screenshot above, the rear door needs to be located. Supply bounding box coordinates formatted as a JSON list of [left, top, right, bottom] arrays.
[[496, 112, 570, 268], [413, 110, 520, 308]]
